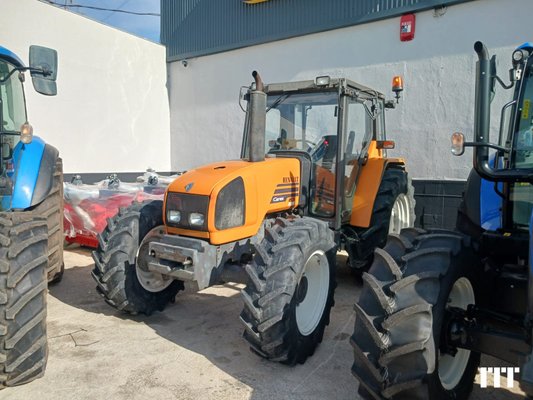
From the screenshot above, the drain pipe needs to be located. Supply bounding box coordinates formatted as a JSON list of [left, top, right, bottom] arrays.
[[248, 71, 266, 162]]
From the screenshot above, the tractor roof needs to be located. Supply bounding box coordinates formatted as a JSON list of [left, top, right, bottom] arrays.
[[0, 46, 25, 68], [264, 78, 385, 99]]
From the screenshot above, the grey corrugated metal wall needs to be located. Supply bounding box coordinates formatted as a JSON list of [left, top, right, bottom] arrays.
[[161, 0, 473, 61]]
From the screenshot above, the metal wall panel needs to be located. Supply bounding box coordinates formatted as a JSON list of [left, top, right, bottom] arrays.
[[161, 0, 473, 61]]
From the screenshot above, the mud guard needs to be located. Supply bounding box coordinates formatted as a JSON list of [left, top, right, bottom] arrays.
[[11, 136, 59, 210]]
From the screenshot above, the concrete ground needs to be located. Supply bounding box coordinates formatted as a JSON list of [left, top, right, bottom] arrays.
[[2, 248, 527, 400]]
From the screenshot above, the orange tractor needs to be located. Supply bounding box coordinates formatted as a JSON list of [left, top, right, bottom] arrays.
[[92, 72, 415, 364]]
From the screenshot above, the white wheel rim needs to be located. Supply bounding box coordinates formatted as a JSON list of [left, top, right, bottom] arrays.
[[135, 229, 173, 293], [136, 264, 173, 293], [389, 193, 412, 234], [438, 277, 475, 390], [295, 250, 330, 336]]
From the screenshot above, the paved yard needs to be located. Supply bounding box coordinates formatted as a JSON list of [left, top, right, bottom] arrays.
[[2, 248, 526, 399]]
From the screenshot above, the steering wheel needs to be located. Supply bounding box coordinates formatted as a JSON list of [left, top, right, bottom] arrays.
[[283, 138, 317, 149]]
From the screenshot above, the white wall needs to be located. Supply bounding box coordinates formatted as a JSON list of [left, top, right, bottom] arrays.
[[168, 0, 532, 180], [0, 0, 171, 174]]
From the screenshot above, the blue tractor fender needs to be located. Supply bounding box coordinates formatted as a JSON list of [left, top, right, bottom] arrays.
[[11, 136, 59, 210], [479, 155, 503, 230]]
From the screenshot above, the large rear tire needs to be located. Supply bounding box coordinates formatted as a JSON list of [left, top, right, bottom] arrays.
[[91, 200, 182, 315], [345, 168, 415, 274], [351, 228, 480, 399], [0, 213, 48, 389], [35, 158, 64, 284], [240, 216, 337, 365]]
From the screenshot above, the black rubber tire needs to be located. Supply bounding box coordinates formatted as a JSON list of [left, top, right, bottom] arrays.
[[0, 213, 48, 389], [34, 158, 64, 284], [351, 228, 481, 399], [345, 168, 415, 274], [91, 200, 182, 315], [240, 216, 337, 365]]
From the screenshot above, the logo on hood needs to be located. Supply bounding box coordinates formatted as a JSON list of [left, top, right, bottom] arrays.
[[185, 182, 194, 192]]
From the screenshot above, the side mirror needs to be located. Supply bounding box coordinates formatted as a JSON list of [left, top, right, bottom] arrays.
[[451, 132, 465, 156], [29, 45, 58, 96]]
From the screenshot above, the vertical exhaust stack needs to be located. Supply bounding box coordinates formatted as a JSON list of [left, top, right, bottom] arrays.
[[248, 71, 266, 162], [473, 41, 492, 176]]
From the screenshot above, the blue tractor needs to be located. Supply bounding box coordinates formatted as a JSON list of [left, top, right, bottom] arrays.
[[0, 45, 62, 388], [351, 41, 533, 399]]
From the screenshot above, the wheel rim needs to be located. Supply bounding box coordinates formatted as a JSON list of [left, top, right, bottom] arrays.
[[389, 193, 412, 234], [438, 277, 475, 390], [295, 250, 330, 336], [135, 227, 173, 293]]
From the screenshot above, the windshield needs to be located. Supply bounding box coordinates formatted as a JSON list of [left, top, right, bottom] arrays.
[[0, 60, 26, 134], [514, 60, 533, 168], [265, 91, 339, 157]]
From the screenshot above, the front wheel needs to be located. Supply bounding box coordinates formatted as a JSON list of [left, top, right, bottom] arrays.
[[0, 213, 49, 389], [351, 229, 480, 399], [91, 200, 183, 315], [240, 216, 337, 365]]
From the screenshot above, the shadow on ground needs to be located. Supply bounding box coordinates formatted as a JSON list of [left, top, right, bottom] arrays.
[[49, 248, 361, 400], [49, 247, 524, 400]]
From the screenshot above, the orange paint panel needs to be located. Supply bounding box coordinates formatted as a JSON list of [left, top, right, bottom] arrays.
[[164, 157, 301, 245], [349, 154, 406, 228], [350, 158, 387, 228]]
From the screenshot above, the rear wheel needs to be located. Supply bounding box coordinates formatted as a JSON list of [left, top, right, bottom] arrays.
[[240, 216, 336, 365], [0, 213, 48, 389], [351, 228, 480, 399], [345, 168, 415, 273], [91, 200, 182, 315]]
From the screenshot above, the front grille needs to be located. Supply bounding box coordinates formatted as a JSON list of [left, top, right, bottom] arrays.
[[166, 192, 209, 231]]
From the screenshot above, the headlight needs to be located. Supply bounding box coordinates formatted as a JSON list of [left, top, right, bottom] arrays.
[[167, 210, 181, 223], [189, 212, 205, 226], [513, 50, 524, 63]]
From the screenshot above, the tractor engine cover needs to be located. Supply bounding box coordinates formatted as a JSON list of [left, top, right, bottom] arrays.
[[164, 157, 301, 245]]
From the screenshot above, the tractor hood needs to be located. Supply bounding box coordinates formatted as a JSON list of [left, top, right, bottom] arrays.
[[164, 157, 301, 245]]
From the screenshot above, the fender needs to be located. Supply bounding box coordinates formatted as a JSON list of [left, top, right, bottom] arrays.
[[350, 157, 406, 228], [11, 136, 59, 210], [462, 155, 502, 232]]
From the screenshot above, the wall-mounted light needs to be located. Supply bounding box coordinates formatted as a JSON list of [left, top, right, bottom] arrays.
[[182, 60, 188, 67]]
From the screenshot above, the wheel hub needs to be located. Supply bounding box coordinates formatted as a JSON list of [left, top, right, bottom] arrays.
[[135, 227, 173, 293], [438, 277, 475, 390]]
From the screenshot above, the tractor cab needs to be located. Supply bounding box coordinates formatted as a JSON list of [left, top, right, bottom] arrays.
[[0, 45, 58, 210], [453, 42, 533, 234], [240, 75, 399, 230]]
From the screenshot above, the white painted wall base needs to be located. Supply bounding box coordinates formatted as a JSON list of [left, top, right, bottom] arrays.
[[168, 0, 532, 180], [0, 0, 171, 174]]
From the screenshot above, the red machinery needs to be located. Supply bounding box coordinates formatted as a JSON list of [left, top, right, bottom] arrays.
[[64, 172, 180, 248]]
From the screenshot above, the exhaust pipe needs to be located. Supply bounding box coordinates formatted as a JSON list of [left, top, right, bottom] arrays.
[[472, 41, 532, 182], [473, 41, 492, 178], [248, 71, 266, 162]]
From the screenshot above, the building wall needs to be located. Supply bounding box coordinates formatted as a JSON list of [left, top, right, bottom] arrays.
[[0, 0, 171, 174], [168, 0, 532, 180], [161, 0, 471, 61]]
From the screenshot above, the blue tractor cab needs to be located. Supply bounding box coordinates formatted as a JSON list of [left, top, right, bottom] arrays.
[[0, 45, 63, 389]]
